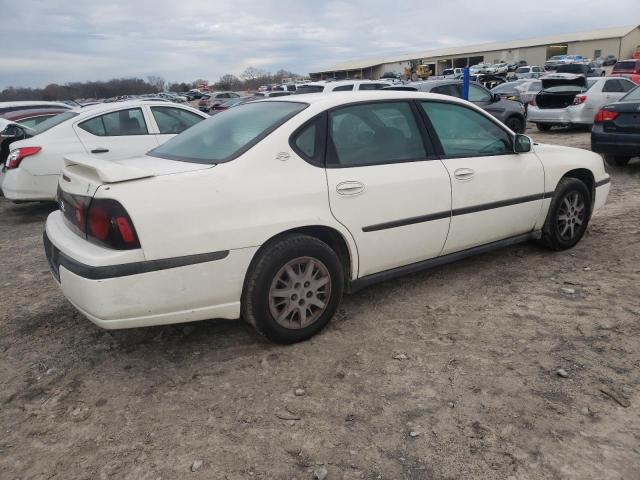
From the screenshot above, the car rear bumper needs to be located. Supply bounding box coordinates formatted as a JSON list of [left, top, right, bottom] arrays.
[[527, 105, 593, 125], [1, 168, 58, 201], [591, 126, 640, 156], [44, 211, 258, 329]]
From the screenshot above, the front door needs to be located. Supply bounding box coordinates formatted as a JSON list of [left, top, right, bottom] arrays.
[[419, 100, 544, 254], [324, 101, 452, 277]]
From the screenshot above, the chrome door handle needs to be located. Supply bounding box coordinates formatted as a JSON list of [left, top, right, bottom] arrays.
[[336, 181, 365, 196], [454, 168, 475, 181]]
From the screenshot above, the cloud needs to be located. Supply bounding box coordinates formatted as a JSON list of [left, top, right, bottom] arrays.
[[1, 0, 639, 88]]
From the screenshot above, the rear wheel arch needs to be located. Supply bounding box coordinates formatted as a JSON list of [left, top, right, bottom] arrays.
[[244, 225, 355, 290]]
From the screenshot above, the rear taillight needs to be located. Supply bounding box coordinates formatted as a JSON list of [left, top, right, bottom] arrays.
[[529, 97, 536, 107], [59, 190, 140, 250], [594, 109, 619, 123], [573, 95, 587, 105], [6, 146, 41, 169]]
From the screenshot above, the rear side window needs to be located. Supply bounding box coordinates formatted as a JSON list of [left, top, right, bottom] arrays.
[[295, 85, 325, 94], [290, 114, 326, 166], [621, 85, 640, 101], [421, 101, 511, 157], [31, 111, 78, 135], [79, 108, 148, 136], [328, 102, 427, 167], [613, 61, 638, 71], [151, 107, 203, 134], [16, 115, 55, 128]]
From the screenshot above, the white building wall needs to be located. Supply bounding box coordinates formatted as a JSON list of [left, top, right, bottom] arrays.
[[567, 38, 621, 59], [621, 27, 640, 59]]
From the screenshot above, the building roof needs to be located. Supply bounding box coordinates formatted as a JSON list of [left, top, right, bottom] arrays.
[[312, 24, 639, 74]]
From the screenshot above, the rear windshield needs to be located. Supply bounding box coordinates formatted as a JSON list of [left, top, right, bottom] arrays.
[[149, 101, 307, 164], [295, 85, 325, 94], [613, 61, 638, 70], [621, 85, 640, 101], [556, 65, 587, 73], [31, 111, 78, 134]]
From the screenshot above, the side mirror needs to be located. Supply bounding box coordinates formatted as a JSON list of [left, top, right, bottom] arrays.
[[514, 134, 532, 153], [492, 93, 502, 103]]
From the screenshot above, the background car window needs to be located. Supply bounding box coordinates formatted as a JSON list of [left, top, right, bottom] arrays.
[[468, 84, 491, 102], [151, 107, 203, 134], [421, 101, 511, 157], [358, 83, 388, 90], [328, 102, 426, 166], [621, 85, 640, 101], [333, 85, 354, 91], [619, 79, 636, 92], [431, 84, 460, 97], [82, 108, 148, 136], [16, 115, 54, 128]]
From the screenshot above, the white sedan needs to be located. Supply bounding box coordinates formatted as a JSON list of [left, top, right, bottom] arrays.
[[1, 101, 207, 201], [44, 91, 610, 343]]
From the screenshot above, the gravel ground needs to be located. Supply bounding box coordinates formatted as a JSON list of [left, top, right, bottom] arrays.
[[1, 125, 639, 480]]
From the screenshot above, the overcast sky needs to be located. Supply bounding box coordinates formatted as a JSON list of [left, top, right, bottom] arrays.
[[1, 0, 639, 88]]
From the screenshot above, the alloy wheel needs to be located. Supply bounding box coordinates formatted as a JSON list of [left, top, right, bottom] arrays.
[[557, 191, 586, 241], [268, 256, 332, 329]]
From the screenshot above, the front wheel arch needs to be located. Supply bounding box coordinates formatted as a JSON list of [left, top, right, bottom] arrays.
[[560, 168, 595, 210]]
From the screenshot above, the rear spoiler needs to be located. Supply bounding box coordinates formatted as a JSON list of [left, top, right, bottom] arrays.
[[64, 154, 154, 183]]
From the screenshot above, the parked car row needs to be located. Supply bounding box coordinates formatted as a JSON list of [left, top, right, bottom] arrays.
[[1, 101, 208, 201]]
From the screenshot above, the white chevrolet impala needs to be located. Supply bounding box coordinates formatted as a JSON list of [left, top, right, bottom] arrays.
[[44, 92, 610, 343]]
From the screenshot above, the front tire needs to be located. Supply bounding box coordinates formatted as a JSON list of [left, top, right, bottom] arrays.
[[505, 116, 525, 133], [604, 155, 630, 166], [242, 234, 344, 344], [536, 123, 552, 132], [538, 177, 591, 250]]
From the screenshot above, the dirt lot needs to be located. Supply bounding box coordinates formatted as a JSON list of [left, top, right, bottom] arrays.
[[1, 126, 639, 480]]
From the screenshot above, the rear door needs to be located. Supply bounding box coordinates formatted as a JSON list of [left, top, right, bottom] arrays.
[[419, 100, 544, 254], [323, 100, 452, 277], [74, 107, 159, 159]]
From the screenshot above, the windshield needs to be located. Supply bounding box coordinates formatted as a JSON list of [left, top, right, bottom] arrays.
[[149, 101, 307, 164], [295, 85, 325, 94], [620, 85, 640, 101], [31, 111, 79, 135]]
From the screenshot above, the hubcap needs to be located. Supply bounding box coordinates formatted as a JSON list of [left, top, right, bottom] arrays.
[[557, 191, 586, 241], [268, 256, 331, 329]]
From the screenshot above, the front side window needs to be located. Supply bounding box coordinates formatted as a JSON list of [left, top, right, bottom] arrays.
[[328, 102, 427, 167], [431, 84, 460, 97], [151, 106, 203, 134], [150, 101, 307, 164], [421, 101, 511, 157], [468, 84, 491, 102], [79, 108, 148, 136], [295, 85, 325, 94], [333, 85, 354, 91]]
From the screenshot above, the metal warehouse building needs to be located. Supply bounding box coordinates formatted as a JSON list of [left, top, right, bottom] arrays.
[[310, 25, 640, 80]]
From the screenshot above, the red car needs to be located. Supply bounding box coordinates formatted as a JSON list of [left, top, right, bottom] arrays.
[[611, 59, 640, 84]]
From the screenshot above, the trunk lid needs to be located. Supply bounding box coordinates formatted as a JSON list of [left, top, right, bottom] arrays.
[[61, 154, 213, 197], [601, 101, 640, 134], [535, 73, 588, 109]]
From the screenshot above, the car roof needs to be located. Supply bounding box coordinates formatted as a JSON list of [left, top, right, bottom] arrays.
[[67, 100, 204, 119], [257, 90, 478, 109], [0, 100, 72, 109]]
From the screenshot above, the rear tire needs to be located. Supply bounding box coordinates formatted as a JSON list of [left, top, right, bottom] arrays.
[[604, 155, 630, 166], [536, 123, 552, 132], [538, 177, 591, 251], [242, 234, 344, 344], [505, 116, 525, 133]]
